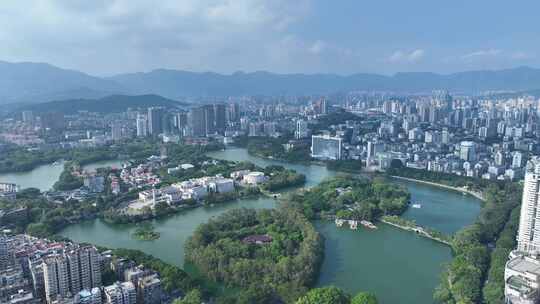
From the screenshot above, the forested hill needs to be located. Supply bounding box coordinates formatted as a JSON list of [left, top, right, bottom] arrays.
[[17, 94, 188, 114]]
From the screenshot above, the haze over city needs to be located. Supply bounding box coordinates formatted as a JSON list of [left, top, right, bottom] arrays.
[[1, 2, 540, 304]]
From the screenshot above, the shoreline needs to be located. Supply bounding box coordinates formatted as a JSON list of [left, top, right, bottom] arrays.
[[380, 219, 452, 246], [390, 175, 485, 201]]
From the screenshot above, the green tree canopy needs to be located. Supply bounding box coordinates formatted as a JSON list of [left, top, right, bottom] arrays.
[[351, 292, 378, 304], [173, 289, 202, 304], [296, 287, 350, 304]]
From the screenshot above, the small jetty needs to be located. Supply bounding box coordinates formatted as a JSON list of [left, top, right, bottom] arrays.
[[335, 218, 375, 230]]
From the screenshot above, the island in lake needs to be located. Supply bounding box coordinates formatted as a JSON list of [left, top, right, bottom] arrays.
[[132, 223, 160, 241]]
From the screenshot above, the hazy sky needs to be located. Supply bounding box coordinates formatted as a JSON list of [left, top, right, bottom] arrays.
[[1, 0, 539, 76]]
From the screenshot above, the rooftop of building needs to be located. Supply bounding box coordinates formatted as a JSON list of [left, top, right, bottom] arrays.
[[507, 275, 537, 297], [507, 255, 540, 275]]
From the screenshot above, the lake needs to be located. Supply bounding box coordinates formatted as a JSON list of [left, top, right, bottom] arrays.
[[59, 148, 480, 303]]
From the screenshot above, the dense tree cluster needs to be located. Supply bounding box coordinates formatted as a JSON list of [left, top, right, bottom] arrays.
[[261, 165, 306, 192], [18, 191, 98, 238], [433, 182, 521, 304], [386, 166, 502, 192], [242, 136, 311, 162], [0, 139, 162, 173], [295, 287, 378, 304], [283, 176, 410, 221], [326, 160, 362, 173], [185, 207, 324, 303], [482, 206, 520, 303], [53, 162, 83, 191], [173, 289, 203, 304]]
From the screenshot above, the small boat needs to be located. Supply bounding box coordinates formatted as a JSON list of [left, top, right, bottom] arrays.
[[335, 219, 345, 227], [349, 220, 358, 230], [412, 204, 422, 209], [360, 220, 377, 229]]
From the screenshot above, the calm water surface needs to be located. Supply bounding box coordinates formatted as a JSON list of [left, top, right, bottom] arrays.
[[59, 147, 479, 304], [0, 161, 65, 191], [0, 159, 125, 191]]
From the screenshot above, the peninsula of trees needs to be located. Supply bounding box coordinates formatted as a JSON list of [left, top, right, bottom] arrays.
[[185, 207, 324, 303]]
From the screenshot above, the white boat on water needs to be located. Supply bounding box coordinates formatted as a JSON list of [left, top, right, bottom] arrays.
[[412, 203, 422, 209], [360, 220, 377, 229]]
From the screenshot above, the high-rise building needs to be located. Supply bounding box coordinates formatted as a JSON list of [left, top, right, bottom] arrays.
[[111, 123, 122, 141], [248, 122, 264, 137], [0, 236, 15, 270], [366, 141, 384, 159], [442, 129, 450, 144], [504, 159, 540, 304], [512, 152, 524, 169], [22, 111, 34, 124], [43, 247, 101, 303], [176, 112, 188, 133], [161, 112, 172, 135], [517, 160, 540, 254], [30, 263, 45, 300], [43, 255, 70, 302], [295, 120, 309, 139], [188, 107, 206, 137], [137, 274, 162, 304], [147, 107, 164, 136], [136, 115, 148, 137], [41, 112, 66, 131], [67, 251, 82, 294], [214, 104, 227, 133], [104, 281, 136, 304], [227, 103, 240, 123], [263, 122, 277, 136], [459, 141, 476, 162], [311, 135, 342, 160], [80, 246, 102, 290], [203, 105, 215, 136]]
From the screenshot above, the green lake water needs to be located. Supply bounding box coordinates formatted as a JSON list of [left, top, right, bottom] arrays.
[[57, 147, 480, 303]]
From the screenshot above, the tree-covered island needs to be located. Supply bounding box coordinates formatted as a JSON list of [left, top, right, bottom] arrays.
[[185, 207, 324, 303], [283, 176, 410, 221]]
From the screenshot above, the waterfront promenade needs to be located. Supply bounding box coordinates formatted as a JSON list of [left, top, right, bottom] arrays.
[[391, 176, 485, 201]]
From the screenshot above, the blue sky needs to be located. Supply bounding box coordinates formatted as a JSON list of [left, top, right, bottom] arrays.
[[0, 0, 538, 75]]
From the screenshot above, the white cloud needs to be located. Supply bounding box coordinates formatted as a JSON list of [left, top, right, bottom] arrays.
[[461, 49, 502, 60], [511, 51, 534, 60], [0, 0, 312, 75], [308, 40, 327, 55], [387, 49, 425, 63], [408, 49, 425, 61]]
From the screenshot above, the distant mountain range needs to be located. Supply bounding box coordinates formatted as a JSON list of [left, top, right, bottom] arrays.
[[17, 94, 188, 114], [2, 60, 540, 105]]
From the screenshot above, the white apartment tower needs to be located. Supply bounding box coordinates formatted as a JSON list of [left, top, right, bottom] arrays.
[[43, 255, 70, 302], [43, 247, 102, 303], [517, 159, 540, 254], [104, 281, 137, 304], [136, 115, 148, 137], [295, 120, 309, 139]]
